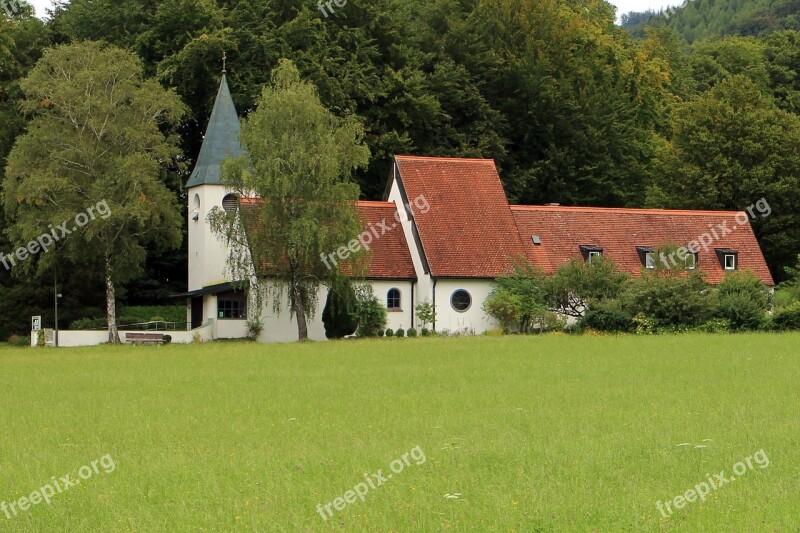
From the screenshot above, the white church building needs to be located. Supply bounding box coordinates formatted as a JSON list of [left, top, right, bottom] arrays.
[[183, 73, 774, 343]]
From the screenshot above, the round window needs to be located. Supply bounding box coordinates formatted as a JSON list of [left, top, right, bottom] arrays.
[[222, 193, 239, 214], [450, 289, 472, 312]]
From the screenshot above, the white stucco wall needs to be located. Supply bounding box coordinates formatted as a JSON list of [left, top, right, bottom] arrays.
[[433, 279, 499, 334], [30, 320, 215, 347], [188, 184, 233, 291], [385, 168, 433, 302], [370, 280, 415, 331]]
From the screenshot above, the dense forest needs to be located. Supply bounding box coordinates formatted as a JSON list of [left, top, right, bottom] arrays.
[[622, 0, 800, 42], [1, 0, 800, 338]]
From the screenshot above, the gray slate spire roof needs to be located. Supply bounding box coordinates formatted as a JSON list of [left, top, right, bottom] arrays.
[[185, 73, 243, 189]]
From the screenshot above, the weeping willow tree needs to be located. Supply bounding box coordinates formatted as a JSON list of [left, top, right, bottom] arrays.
[[209, 59, 370, 341]]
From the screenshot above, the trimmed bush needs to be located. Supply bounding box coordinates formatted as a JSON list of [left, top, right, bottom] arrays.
[[407, 327, 417, 337], [771, 301, 800, 331], [385, 328, 394, 337], [420, 328, 430, 337], [162, 335, 172, 345], [717, 293, 766, 331], [376, 329, 384, 337], [396, 328, 405, 337], [579, 301, 634, 332]]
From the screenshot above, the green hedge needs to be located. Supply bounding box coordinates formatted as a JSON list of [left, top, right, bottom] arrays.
[[69, 305, 186, 330]]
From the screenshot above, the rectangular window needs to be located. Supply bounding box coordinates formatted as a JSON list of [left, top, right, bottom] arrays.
[[685, 253, 697, 270], [588, 251, 602, 263], [217, 292, 247, 319], [645, 252, 656, 269], [724, 254, 737, 271]]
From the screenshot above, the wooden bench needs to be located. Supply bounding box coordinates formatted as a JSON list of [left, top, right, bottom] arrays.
[[125, 332, 165, 345]]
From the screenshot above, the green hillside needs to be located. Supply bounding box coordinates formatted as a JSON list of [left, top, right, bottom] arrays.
[[621, 0, 800, 42]]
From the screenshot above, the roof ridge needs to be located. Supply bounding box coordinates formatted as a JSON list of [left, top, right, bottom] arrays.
[[357, 200, 395, 207], [510, 205, 746, 216], [395, 155, 495, 163]]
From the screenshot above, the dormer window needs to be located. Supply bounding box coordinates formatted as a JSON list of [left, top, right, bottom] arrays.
[[636, 246, 655, 269], [579, 245, 603, 263], [715, 249, 738, 271], [685, 252, 697, 270]]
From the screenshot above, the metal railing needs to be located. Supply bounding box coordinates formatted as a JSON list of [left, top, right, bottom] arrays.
[[116, 321, 190, 332]]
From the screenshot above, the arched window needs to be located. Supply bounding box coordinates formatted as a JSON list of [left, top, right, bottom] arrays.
[[387, 288, 401, 310], [222, 193, 239, 214], [191, 194, 201, 221], [450, 289, 472, 312]]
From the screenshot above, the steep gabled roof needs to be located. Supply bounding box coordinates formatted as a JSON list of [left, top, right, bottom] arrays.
[[185, 74, 244, 189], [393, 155, 525, 278], [511, 205, 774, 285]]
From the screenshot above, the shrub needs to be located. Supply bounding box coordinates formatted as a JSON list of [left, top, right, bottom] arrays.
[[717, 293, 766, 331], [632, 313, 657, 335], [414, 301, 436, 330], [621, 271, 716, 328], [396, 328, 405, 337], [354, 286, 387, 338], [37, 330, 45, 347], [245, 317, 264, 340], [771, 301, 800, 331], [162, 335, 172, 345], [376, 329, 384, 337], [407, 327, 417, 337], [718, 271, 771, 310], [420, 328, 430, 337], [483, 259, 549, 333], [536, 312, 567, 333], [7, 334, 29, 347], [697, 318, 732, 333], [385, 328, 394, 337], [483, 292, 524, 333], [548, 256, 628, 318], [579, 301, 634, 332]]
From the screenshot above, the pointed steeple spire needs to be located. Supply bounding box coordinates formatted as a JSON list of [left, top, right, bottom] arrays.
[[185, 72, 243, 189]]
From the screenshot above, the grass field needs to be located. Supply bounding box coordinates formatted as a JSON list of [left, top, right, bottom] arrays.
[[0, 333, 798, 531]]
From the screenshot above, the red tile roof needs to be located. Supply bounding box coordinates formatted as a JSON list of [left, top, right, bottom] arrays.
[[393, 155, 525, 278], [354, 201, 416, 280], [239, 198, 415, 280], [511, 205, 774, 285]]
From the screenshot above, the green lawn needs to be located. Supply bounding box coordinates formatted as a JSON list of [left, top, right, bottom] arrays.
[[0, 333, 798, 531]]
